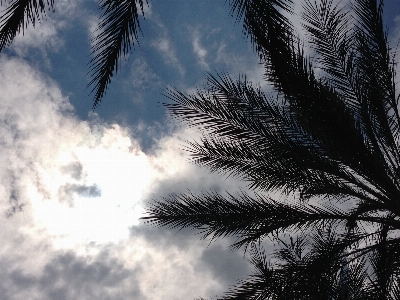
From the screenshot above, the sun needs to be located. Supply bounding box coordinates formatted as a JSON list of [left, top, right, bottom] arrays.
[[30, 127, 157, 248]]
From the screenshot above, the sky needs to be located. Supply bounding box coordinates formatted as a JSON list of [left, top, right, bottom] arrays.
[[0, 1, 399, 299]]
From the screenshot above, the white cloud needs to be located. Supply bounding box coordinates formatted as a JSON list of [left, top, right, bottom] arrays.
[[150, 17, 185, 76], [85, 14, 101, 45], [152, 36, 185, 75], [0, 63, 159, 245], [0, 55, 251, 299], [11, 19, 64, 57], [126, 58, 162, 103], [192, 31, 209, 70], [55, 0, 84, 18], [130, 58, 161, 89], [4, 0, 83, 60]]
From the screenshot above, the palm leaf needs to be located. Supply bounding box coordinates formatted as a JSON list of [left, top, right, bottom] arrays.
[[0, 0, 54, 51], [144, 0, 400, 297], [353, 0, 400, 182], [165, 73, 400, 215], [88, 0, 147, 108], [220, 245, 285, 299], [142, 191, 400, 250], [221, 233, 372, 300], [228, 0, 400, 212], [302, 0, 358, 109], [366, 222, 400, 299]]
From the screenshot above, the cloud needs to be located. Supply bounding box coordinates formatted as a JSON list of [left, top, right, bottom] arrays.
[[4, 0, 84, 58], [150, 18, 185, 76], [215, 41, 266, 87], [0, 246, 143, 300], [0, 232, 228, 300], [130, 58, 161, 89], [0, 55, 251, 299], [0, 54, 149, 243], [60, 162, 84, 180], [139, 0, 152, 17], [85, 15, 101, 45], [192, 31, 209, 70], [58, 183, 101, 207], [55, 0, 84, 18], [152, 36, 185, 75], [127, 58, 162, 103], [11, 20, 63, 57]]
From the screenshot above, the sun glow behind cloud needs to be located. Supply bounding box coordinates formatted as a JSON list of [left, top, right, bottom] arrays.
[[30, 128, 155, 247], [0, 55, 188, 249], [0, 54, 239, 300], [28, 119, 190, 248]]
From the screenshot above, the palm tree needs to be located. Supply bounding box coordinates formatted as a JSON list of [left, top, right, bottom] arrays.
[[0, 0, 147, 108], [142, 0, 400, 298]]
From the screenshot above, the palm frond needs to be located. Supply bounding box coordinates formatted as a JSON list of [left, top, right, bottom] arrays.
[[165, 73, 400, 215], [221, 232, 373, 300], [142, 191, 400, 250], [353, 0, 400, 183], [88, 0, 147, 108], [366, 223, 400, 299], [0, 0, 54, 51], [263, 2, 400, 206], [142, 0, 400, 297], [302, 0, 357, 108], [227, 0, 400, 213], [220, 245, 283, 300], [228, 0, 292, 25]]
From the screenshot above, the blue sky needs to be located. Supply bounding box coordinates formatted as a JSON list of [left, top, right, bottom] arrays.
[[0, 1, 399, 299], [6, 0, 262, 141]]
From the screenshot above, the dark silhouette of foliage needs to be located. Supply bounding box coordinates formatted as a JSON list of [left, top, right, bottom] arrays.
[[0, 0, 147, 108], [88, 0, 147, 108], [143, 0, 400, 298], [2, 0, 399, 298], [0, 0, 55, 51]]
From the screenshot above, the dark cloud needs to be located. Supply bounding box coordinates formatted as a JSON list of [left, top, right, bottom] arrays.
[[135, 162, 261, 298], [130, 223, 205, 250], [2, 170, 28, 217], [130, 224, 253, 296], [71, 184, 101, 198], [0, 251, 144, 300], [198, 243, 253, 288], [60, 162, 83, 180], [58, 183, 102, 207]]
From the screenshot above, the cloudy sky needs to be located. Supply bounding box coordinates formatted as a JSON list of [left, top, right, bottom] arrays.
[[0, 1, 399, 299]]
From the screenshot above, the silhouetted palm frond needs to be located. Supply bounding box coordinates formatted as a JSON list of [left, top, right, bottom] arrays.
[[88, 0, 147, 108], [220, 245, 283, 300], [219, 227, 399, 300], [142, 0, 400, 298], [0, 0, 54, 51], [143, 190, 400, 252]]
